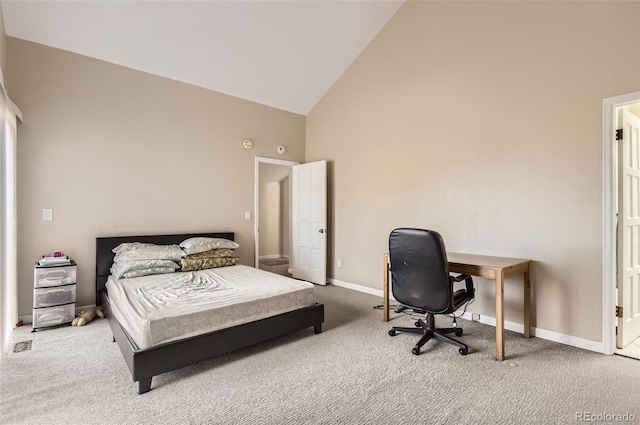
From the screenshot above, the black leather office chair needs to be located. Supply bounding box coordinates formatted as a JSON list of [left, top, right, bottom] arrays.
[[388, 228, 475, 355]]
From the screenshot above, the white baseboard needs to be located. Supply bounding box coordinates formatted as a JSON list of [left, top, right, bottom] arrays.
[[258, 254, 287, 260], [331, 278, 382, 297], [532, 326, 604, 354], [330, 278, 605, 355]]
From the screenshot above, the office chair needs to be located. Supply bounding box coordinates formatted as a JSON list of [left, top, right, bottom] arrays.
[[388, 228, 475, 355]]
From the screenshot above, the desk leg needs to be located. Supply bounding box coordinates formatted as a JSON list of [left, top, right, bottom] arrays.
[[524, 267, 531, 338], [383, 254, 389, 322], [495, 270, 505, 361]]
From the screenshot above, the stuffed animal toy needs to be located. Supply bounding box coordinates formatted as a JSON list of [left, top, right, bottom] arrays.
[[72, 306, 104, 326]]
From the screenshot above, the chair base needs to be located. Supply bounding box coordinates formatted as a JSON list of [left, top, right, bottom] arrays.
[[389, 313, 469, 355]]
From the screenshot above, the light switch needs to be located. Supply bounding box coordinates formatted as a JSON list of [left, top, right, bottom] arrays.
[[244, 211, 251, 220], [42, 208, 53, 221]]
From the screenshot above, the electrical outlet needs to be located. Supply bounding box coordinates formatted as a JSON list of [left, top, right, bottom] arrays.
[[472, 313, 480, 322], [42, 208, 53, 221], [336, 258, 342, 268]]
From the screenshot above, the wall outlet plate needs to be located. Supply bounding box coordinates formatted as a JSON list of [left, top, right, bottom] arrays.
[[42, 208, 53, 221]]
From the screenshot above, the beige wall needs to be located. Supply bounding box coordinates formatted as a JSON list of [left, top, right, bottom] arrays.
[[0, 4, 5, 73], [307, 1, 640, 342], [280, 175, 290, 257], [257, 162, 292, 259], [259, 180, 281, 257], [6, 38, 305, 315]]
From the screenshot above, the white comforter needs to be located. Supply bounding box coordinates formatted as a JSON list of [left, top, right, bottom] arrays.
[[106, 265, 316, 349]]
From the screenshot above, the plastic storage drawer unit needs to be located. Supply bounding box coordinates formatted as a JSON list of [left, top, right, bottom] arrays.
[[34, 265, 77, 288], [32, 260, 77, 331], [33, 285, 76, 308], [32, 303, 75, 329]]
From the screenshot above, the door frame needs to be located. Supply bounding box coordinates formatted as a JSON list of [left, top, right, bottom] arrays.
[[602, 91, 640, 355], [254, 156, 299, 268]]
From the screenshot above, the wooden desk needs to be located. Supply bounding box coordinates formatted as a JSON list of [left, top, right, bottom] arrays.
[[383, 252, 532, 361]]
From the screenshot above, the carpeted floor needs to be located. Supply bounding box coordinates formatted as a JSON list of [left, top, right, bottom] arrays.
[[1, 285, 638, 425]]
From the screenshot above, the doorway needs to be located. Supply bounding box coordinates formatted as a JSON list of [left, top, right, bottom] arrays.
[[254, 157, 298, 276], [603, 91, 640, 359]]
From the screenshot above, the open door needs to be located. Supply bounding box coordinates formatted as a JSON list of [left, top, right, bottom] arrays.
[[291, 160, 327, 285], [617, 108, 640, 348]]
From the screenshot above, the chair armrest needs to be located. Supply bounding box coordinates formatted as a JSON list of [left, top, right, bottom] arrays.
[[451, 274, 475, 295], [450, 273, 469, 282]]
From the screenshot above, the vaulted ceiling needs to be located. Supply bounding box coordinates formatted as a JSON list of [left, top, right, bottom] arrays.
[[1, 0, 404, 115]]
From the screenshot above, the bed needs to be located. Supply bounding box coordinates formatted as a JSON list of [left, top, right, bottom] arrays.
[[96, 231, 324, 394]]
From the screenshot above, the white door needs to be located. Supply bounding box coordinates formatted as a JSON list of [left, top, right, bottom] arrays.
[[292, 160, 327, 285], [617, 108, 640, 348]]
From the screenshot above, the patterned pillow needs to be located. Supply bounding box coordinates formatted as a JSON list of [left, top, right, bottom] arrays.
[[110, 259, 180, 278], [180, 249, 239, 271], [112, 242, 184, 262], [122, 267, 178, 279]]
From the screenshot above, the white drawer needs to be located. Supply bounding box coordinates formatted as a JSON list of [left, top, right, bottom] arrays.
[[33, 285, 76, 308], [34, 265, 77, 288], [32, 303, 75, 329]]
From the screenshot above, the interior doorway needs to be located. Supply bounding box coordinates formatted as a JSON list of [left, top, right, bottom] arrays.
[[254, 157, 298, 277], [603, 92, 640, 359]]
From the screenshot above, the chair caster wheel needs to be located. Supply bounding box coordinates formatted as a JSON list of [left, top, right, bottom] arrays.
[[389, 330, 396, 336], [459, 347, 468, 355], [415, 321, 421, 327], [455, 329, 463, 337], [412, 347, 420, 355]]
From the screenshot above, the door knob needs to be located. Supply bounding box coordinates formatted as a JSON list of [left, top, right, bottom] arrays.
[[319, 229, 325, 234]]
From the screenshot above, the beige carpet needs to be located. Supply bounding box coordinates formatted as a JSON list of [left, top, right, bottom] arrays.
[[1, 285, 638, 425]]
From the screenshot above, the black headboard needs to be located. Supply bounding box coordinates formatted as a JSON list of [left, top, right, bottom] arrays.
[[95, 232, 235, 305]]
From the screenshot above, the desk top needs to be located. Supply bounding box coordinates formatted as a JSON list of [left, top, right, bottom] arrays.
[[384, 252, 531, 280], [447, 252, 530, 268], [447, 252, 531, 279]]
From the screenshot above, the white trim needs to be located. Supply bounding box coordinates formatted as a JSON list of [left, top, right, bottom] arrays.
[[17, 315, 31, 325], [332, 278, 605, 354], [254, 157, 298, 269], [1, 93, 18, 355], [258, 254, 289, 260], [0, 66, 23, 122], [533, 326, 604, 354], [455, 311, 525, 335], [331, 278, 387, 298], [602, 91, 640, 356]]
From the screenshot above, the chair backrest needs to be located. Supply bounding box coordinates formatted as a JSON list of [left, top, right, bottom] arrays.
[[389, 228, 451, 313]]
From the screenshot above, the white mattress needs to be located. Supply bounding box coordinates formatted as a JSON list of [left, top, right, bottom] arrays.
[[105, 265, 316, 350]]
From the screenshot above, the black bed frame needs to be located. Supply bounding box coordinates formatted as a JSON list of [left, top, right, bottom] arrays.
[[96, 232, 324, 394]]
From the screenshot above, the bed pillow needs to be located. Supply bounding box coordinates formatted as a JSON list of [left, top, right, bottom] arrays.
[[110, 259, 181, 279], [179, 237, 239, 255], [122, 266, 178, 279], [180, 249, 240, 271], [112, 242, 184, 262]]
